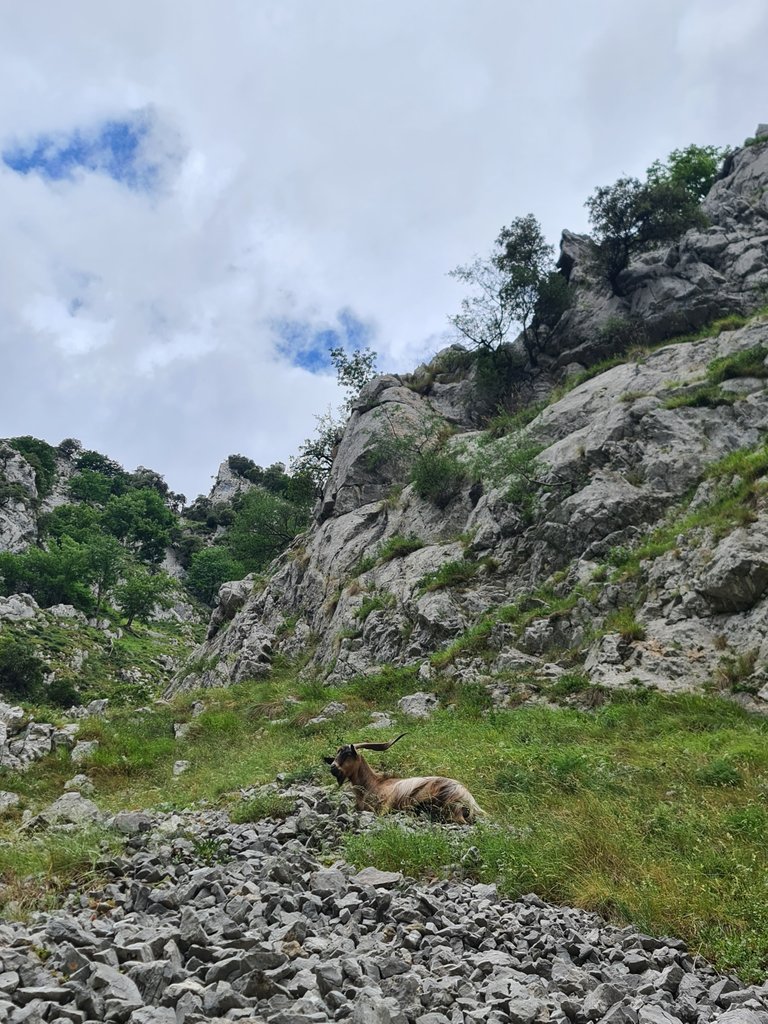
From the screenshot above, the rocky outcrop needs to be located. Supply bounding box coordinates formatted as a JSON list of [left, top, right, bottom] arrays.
[[172, 313, 768, 700], [2, 784, 766, 1023], [551, 132, 768, 367], [169, 133, 768, 702], [208, 459, 257, 504], [0, 443, 38, 553], [0, 702, 78, 772]]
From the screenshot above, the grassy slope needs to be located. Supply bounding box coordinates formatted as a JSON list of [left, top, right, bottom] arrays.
[[2, 666, 767, 981], [4, 313, 768, 975]]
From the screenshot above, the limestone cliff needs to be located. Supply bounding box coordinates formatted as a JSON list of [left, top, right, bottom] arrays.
[[171, 133, 768, 706]]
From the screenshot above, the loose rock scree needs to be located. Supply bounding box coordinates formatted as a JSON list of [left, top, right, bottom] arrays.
[[323, 733, 484, 823]]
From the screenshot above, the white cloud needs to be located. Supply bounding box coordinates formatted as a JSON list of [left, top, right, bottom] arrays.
[[1, 1, 766, 497]]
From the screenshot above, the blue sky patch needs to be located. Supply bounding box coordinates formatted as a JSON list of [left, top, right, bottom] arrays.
[[274, 308, 375, 373], [3, 111, 159, 190]]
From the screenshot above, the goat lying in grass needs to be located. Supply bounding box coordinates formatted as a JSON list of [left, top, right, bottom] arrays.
[[323, 734, 484, 824]]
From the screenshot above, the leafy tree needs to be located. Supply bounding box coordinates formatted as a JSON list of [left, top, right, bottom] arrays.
[[57, 437, 83, 459], [76, 449, 125, 479], [291, 346, 378, 494], [586, 173, 706, 292], [0, 480, 27, 510], [0, 635, 43, 700], [0, 538, 94, 610], [291, 411, 345, 494], [115, 568, 173, 629], [494, 215, 558, 364], [86, 534, 126, 614], [226, 489, 311, 570], [534, 270, 573, 329], [449, 215, 568, 366], [228, 454, 262, 482], [329, 346, 378, 406], [69, 470, 117, 505], [41, 503, 103, 543], [102, 488, 176, 563], [646, 144, 727, 202], [448, 257, 517, 352], [187, 547, 247, 604]]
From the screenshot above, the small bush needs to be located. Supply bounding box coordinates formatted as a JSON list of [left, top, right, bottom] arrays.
[[714, 650, 758, 692], [605, 608, 646, 642], [411, 449, 467, 509], [0, 635, 44, 700], [708, 345, 768, 384], [695, 758, 743, 788], [230, 793, 296, 823], [377, 535, 424, 562], [664, 384, 736, 409], [357, 593, 394, 622], [418, 559, 481, 593], [549, 673, 592, 698]]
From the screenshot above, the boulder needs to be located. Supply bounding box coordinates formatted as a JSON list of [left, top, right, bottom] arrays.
[[397, 692, 440, 719], [697, 526, 768, 612], [36, 792, 103, 827], [0, 593, 39, 622]]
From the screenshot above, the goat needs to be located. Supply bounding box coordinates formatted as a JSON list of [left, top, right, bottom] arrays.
[[323, 734, 484, 824]]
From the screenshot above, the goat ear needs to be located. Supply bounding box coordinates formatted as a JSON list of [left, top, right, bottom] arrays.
[[322, 756, 335, 764]]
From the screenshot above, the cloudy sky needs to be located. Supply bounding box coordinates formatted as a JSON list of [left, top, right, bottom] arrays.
[[1, 1, 766, 499]]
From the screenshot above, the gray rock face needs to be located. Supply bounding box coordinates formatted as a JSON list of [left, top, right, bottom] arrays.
[[206, 575, 256, 639], [2, 782, 765, 1024], [208, 459, 256, 503], [0, 443, 38, 553]]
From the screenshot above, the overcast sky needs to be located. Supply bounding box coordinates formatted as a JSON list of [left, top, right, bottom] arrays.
[[1, 1, 766, 500]]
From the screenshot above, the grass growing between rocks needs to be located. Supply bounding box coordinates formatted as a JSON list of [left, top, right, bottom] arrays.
[[0, 827, 120, 918], [3, 671, 768, 980], [608, 439, 768, 581]]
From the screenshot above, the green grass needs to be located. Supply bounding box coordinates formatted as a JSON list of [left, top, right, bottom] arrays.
[[0, 827, 119, 917], [357, 593, 394, 621], [484, 402, 548, 438], [417, 558, 482, 593], [607, 440, 768, 581], [377, 534, 424, 562], [556, 307, 768, 405], [3, 673, 768, 980], [708, 344, 768, 383], [664, 383, 736, 409], [604, 608, 647, 642], [230, 792, 297, 823], [349, 535, 424, 578]]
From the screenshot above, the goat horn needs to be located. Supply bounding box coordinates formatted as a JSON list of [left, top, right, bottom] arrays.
[[352, 733, 406, 752]]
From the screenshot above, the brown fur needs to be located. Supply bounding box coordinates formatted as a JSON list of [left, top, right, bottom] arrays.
[[323, 736, 484, 824]]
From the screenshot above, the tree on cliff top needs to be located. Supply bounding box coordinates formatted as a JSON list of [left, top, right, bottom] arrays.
[[585, 144, 724, 293], [291, 345, 378, 494], [449, 214, 569, 367]]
